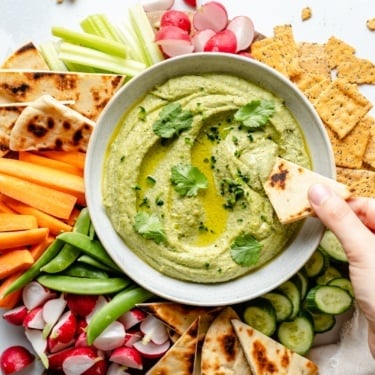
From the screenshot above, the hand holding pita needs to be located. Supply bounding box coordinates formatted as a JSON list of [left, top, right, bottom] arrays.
[[308, 183, 375, 358]]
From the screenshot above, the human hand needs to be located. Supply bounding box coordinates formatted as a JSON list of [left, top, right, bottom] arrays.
[[308, 183, 375, 357]]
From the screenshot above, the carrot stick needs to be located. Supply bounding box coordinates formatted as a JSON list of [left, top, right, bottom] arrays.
[[36, 151, 86, 170], [30, 236, 54, 261], [0, 198, 16, 213], [18, 152, 83, 177], [0, 228, 49, 250], [0, 250, 34, 280], [0, 173, 77, 219], [3, 196, 73, 235], [0, 213, 38, 232], [0, 158, 85, 205], [0, 271, 23, 308]]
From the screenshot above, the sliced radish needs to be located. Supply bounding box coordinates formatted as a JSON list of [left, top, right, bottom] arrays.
[[192, 1, 228, 32], [119, 308, 147, 330], [0, 346, 35, 375], [22, 281, 56, 310], [86, 296, 108, 324], [65, 294, 98, 317], [42, 294, 67, 336], [227, 15, 255, 52], [109, 346, 143, 370], [107, 363, 131, 375], [63, 354, 98, 375], [133, 339, 170, 359], [140, 315, 169, 345], [160, 10, 191, 32], [48, 347, 98, 372], [157, 39, 194, 57], [82, 359, 107, 375], [124, 330, 142, 348], [75, 331, 89, 348], [141, 0, 174, 12], [2, 305, 28, 326], [48, 310, 77, 353], [204, 29, 237, 53], [24, 328, 48, 368], [191, 29, 216, 52], [93, 320, 126, 351], [23, 306, 46, 330]]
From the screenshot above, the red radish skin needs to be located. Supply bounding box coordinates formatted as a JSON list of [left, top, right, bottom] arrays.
[[155, 26, 194, 57], [2, 305, 28, 326], [48, 310, 77, 353], [227, 16, 255, 52], [160, 10, 191, 32], [191, 29, 216, 52], [133, 339, 170, 359], [109, 346, 143, 370], [62, 354, 98, 375], [23, 306, 45, 330], [183, 0, 197, 7], [204, 29, 237, 53], [192, 1, 228, 32], [82, 358, 108, 375], [48, 347, 99, 371], [119, 308, 147, 330], [65, 294, 98, 317], [141, 0, 174, 12], [42, 295, 67, 336], [0, 346, 35, 375]]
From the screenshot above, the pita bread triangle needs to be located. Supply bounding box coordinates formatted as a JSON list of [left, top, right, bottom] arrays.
[[9, 94, 94, 152], [201, 307, 251, 375], [232, 319, 319, 375], [263, 157, 352, 224], [146, 317, 199, 375]]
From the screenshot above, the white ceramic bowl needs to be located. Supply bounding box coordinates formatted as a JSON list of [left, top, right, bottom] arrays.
[[85, 53, 334, 306]]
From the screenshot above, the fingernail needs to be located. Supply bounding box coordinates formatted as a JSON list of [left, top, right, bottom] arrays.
[[309, 184, 332, 205]]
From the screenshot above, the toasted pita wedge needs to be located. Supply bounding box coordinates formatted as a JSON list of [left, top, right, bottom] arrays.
[[9, 94, 94, 152], [0, 70, 124, 120], [232, 319, 319, 375], [1, 42, 49, 70], [263, 157, 352, 224], [201, 307, 251, 375], [0, 106, 23, 156], [146, 317, 199, 375], [137, 302, 222, 341]]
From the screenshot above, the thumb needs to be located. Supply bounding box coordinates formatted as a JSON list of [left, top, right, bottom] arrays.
[[308, 184, 374, 263]]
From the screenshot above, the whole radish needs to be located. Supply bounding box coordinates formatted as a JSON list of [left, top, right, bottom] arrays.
[[160, 10, 191, 32]]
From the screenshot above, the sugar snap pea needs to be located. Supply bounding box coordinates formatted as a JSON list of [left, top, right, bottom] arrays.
[[87, 286, 154, 344], [3, 239, 64, 297], [56, 232, 121, 272], [77, 255, 119, 273], [37, 274, 131, 295], [62, 263, 109, 279]]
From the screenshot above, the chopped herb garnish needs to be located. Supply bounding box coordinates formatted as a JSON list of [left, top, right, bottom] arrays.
[[155, 197, 164, 206], [133, 211, 166, 244], [153, 102, 193, 139], [220, 178, 244, 209], [138, 106, 147, 121], [230, 233, 262, 267], [146, 175, 156, 186], [171, 163, 208, 197], [139, 197, 150, 208], [234, 99, 275, 130]]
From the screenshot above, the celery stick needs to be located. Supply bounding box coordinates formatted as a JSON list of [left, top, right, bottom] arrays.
[[80, 14, 125, 44], [58, 42, 146, 76], [128, 3, 164, 66], [39, 41, 68, 71], [120, 20, 147, 63], [52, 26, 128, 58]]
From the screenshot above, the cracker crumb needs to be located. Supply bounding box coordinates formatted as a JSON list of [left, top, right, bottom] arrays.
[[367, 18, 375, 31], [301, 7, 312, 21]]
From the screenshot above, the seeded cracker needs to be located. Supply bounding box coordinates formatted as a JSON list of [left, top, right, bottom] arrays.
[[297, 42, 331, 78], [314, 78, 372, 139], [324, 116, 372, 169], [303, 77, 331, 103], [363, 118, 375, 169], [337, 167, 375, 197], [301, 7, 312, 21], [337, 55, 375, 84], [324, 36, 356, 69]]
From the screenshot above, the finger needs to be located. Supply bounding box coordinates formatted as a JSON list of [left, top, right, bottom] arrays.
[[347, 197, 375, 231], [308, 184, 374, 261]]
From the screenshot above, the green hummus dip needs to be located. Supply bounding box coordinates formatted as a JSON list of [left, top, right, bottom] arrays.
[[103, 73, 310, 283]]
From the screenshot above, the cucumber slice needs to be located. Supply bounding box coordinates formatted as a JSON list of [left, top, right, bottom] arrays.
[[328, 277, 354, 298], [309, 311, 336, 333], [305, 285, 353, 314], [319, 229, 348, 263], [276, 279, 301, 320], [243, 297, 277, 337], [304, 247, 329, 278], [277, 313, 314, 355], [316, 265, 342, 285], [262, 291, 293, 322], [296, 270, 309, 300]]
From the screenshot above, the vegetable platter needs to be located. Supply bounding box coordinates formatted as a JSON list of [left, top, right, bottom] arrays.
[[0, 0, 374, 374]]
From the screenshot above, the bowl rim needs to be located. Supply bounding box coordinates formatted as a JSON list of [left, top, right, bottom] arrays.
[[85, 52, 334, 306]]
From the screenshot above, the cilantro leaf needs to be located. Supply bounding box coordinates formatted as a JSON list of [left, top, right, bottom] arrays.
[[230, 233, 262, 267], [153, 102, 193, 138], [133, 211, 166, 244], [234, 100, 275, 129], [171, 163, 208, 197]]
